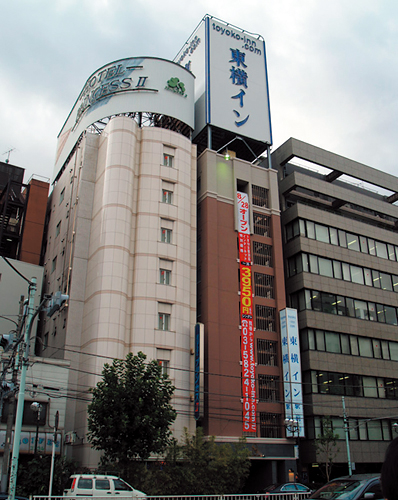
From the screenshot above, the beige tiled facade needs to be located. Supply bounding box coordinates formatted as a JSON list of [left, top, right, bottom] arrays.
[[41, 117, 197, 467]]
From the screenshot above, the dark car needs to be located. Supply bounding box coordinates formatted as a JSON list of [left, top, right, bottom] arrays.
[[308, 474, 383, 500], [261, 482, 313, 494]]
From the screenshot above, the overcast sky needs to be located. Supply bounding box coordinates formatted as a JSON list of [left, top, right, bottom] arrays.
[[1, 0, 397, 185]]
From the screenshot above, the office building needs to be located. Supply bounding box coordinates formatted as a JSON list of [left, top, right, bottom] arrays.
[[273, 138, 398, 481]]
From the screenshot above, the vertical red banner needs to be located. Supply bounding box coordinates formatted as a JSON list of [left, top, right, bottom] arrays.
[[237, 192, 257, 433]]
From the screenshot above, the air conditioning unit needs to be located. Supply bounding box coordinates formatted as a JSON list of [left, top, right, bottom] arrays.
[[64, 431, 77, 445]]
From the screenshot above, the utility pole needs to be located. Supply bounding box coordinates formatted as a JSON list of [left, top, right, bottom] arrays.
[[342, 396, 352, 476], [8, 278, 37, 500], [0, 296, 24, 492]]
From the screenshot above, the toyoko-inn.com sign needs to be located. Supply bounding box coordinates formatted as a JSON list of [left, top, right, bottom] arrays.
[[174, 15, 272, 145]]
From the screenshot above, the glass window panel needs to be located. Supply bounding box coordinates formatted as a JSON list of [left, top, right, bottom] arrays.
[[372, 270, 381, 288], [319, 258, 333, 277], [364, 268, 373, 287], [368, 302, 377, 322], [388, 244, 396, 261], [350, 336, 359, 356], [385, 306, 397, 325], [322, 293, 338, 315], [308, 329, 315, 350], [325, 332, 341, 353], [360, 236, 368, 253], [367, 420, 383, 440], [298, 291, 306, 311], [315, 224, 329, 243], [336, 296, 346, 316], [305, 290, 312, 310], [328, 373, 344, 395], [306, 221, 315, 239], [376, 304, 386, 323], [299, 219, 306, 236], [363, 376, 378, 398], [301, 331, 309, 351], [342, 263, 351, 281], [385, 379, 398, 399], [358, 337, 373, 357], [381, 340, 390, 360], [354, 299, 369, 320], [311, 371, 318, 393], [317, 371, 328, 393], [296, 254, 303, 273], [349, 420, 359, 440], [312, 291, 322, 311], [341, 334, 350, 354], [390, 344, 398, 362], [290, 293, 298, 311], [288, 258, 296, 277], [309, 254, 319, 274], [380, 272, 393, 291], [292, 219, 300, 237], [359, 422, 368, 440], [373, 339, 382, 359], [316, 330, 325, 351], [302, 253, 309, 272], [286, 224, 293, 241], [338, 230, 347, 248], [330, 227, 339, 245], [351, 266, 364, 285], [368, 238, 376, 255], [378, 378, 386, 399], [345, 374, 363, 397], [346, 233, 360, 251], [332, 417, 344, 438], [393, 275, 398, 293], [375, 241, 388, 259], [345, 298, 354, 317], [382, 421, 391, 441], [333, 261, 342, 279]]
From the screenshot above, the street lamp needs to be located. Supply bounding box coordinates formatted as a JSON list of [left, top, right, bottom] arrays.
[[285, 418, 300, 481], [30, 402, 42, 455]]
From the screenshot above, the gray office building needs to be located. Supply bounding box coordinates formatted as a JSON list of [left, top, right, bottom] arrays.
[[273, 138, 398, 481]]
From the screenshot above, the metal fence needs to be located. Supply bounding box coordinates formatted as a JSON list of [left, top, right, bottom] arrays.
[[33, 494, 311, 500]]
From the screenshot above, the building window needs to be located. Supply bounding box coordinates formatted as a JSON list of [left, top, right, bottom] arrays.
[[257, 339, 278, 366], [253, 212, 271, 237], [163, 154, 173, 167], [254, 273, 274, 298], [252, 185, 269, 208], [158, 359, 170, 376], [253, 242, 272, 266], [43, 333, 49, 351], [162, 189, 173, 204], [158, 313, 170, 331], [161, 228, 172, 243], [59, 188, 65, 204], [260, 412, 282, 438], [159, 269, 171, 285], [255, 305, 276, 332], [258, 375, 280, 402], [51, 257, 57, 273], [55, 221, 61, 237]]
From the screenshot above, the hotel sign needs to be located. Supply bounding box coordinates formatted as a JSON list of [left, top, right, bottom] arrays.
[[53, 57, 194, 181], [237, 192, 257, 433], [174, 15, 272, 145], [280, 308, 305, 437]]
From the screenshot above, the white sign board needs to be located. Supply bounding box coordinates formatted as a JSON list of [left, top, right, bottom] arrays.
[[280, 308, 305, 437], [53, 57, 194, 181], [174, 15, 272, 144]]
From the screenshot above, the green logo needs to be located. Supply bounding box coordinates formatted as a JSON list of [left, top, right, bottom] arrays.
[[166, 77, 187, 97]]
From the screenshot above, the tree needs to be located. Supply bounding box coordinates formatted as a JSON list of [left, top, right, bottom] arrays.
[[314, 417, 340, 482], [87, 351, 176, 463]]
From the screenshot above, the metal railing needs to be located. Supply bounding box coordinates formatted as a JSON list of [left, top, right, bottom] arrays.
[[33, 493, 312, 500]]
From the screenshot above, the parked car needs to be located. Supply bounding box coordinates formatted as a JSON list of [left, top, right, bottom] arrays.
[[260, 482, 313, 494], [63, 474, 146, 498], [308, 474, 383, 500]]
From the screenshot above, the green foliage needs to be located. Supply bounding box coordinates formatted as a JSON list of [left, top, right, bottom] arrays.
[[99, 428, 251, 495], [314, 417, 340, 482], [16, 455, 79, 497], [87, 351, 176, 462]]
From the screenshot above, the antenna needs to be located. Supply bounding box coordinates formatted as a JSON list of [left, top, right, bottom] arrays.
[[2, 148, 16, 164]]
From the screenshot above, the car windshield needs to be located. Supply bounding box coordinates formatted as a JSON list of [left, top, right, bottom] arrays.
[[309, 480, 363, 499]]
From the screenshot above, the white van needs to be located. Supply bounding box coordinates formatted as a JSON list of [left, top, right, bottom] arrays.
[[63, 474, 147, 498]]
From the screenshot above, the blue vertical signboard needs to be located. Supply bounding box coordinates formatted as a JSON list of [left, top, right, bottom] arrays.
[[280, 308, 305, 437]]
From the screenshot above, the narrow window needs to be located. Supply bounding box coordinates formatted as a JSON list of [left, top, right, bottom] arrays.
[[55, 221, 61, 237], [163, 154, 173, 167], [159, 269, 171, 285], [161, 228, 172, 243], [59, 187, 65, 204], [162, 189, 173, 204], [158, 313, 170, 331]]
